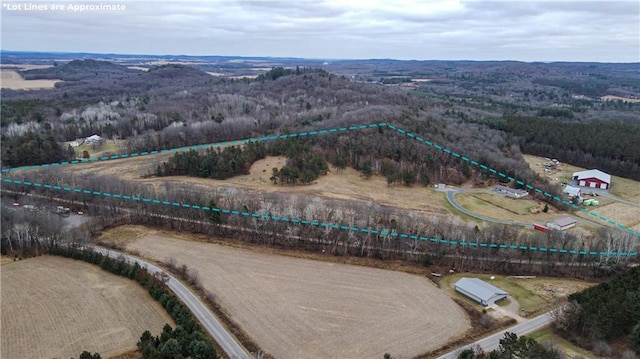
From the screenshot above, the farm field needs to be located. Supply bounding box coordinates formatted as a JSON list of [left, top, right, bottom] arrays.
[[0, 70, 61, 89], [1, 256, 172, 359], [126, 233, 470, 359], [440, 273, 594, 317]]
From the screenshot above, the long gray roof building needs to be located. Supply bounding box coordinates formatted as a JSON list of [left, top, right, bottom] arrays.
[[454, 277, 508, 306]]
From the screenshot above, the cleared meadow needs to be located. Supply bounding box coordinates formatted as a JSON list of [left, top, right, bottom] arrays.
[[127, 234, 470, 359], [1, 256, 172, 359], [0, 70, 61, 89]]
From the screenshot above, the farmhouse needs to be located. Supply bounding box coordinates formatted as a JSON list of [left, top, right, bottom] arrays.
[[572, 169, 611, 190], [546, 216, 577, 231], [563, 185, 581, 198], [454, 277, 508, 306], [495, 185, 528, 198], [85, 134, 102, 144]]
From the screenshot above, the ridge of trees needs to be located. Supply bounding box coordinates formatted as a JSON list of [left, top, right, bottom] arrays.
[[553, 266, 640, 355], [156, 142, 267, 179], [8, 167, 637, 279], [1, 131, 74, 168], [49, 246, 218, 359], [156, 138, 329, 185]]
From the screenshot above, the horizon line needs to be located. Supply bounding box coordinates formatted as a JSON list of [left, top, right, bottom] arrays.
[[1, 49, 638, 65]]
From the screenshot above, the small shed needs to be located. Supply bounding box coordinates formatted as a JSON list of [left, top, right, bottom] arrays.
[[547, 216, 577, 231], [454, 277, 508, 306], [563, 185, 581, 198]]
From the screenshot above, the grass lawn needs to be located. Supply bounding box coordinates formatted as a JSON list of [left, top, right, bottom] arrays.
[[529, 327, 600, 358], [454, 192, 561, 223], [68, 139, 125, 160]]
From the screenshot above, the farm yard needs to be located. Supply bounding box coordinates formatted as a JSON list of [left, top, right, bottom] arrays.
[[1, 256, 172, 359], [126, 233, 470, 359], [441, 273, 595, 317]]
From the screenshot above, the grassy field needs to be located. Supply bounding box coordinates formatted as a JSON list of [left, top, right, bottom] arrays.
[[60, 154, 453, 218], [126, 233, 470, 359], [440, 273, 594, 317], [529, 327, 600, 358], [0, 70, 61, 89], [1, 256, 172, 359], [455, 192, 564, 223]]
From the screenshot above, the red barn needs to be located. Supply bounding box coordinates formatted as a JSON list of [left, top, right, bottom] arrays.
[[572, 169, 611, 190]]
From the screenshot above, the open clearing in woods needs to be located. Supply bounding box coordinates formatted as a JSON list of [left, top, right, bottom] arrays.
[[127, 234, 470, 359], [62, 154, 452, 217], [1, 256, 172, 359], [0, 70, 61, 89]]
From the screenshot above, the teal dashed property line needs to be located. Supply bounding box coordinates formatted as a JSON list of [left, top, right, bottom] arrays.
[[1, 177, 638, 257], [386, 125, 640, 237], [1, 122, 389, 173], [1, 121, 635, 237]]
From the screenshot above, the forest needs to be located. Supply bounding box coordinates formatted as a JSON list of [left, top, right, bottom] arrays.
[[553, 266, 640, 357]]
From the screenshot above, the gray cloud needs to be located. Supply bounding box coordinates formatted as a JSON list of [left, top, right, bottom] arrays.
[[1, 0, 638, 61]]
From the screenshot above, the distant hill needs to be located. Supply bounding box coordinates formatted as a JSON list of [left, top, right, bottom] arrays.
[[21, 59, 138, 81]]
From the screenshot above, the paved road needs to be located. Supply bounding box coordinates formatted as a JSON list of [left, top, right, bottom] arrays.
[[436, 311, 554, 358], [92, 246, 252, 359], [445, 189, 532, 227]]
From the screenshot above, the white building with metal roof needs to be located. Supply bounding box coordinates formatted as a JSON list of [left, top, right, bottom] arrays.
[[547, 216, 577, 231], [572, 169, 611, 190], [454, 277, 508, 306]]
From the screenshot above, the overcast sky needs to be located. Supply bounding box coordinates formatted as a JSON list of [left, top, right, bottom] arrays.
[[1, 0, 639, 62]]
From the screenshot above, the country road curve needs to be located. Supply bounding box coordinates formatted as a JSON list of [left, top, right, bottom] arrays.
[[445, 188, 612, 231], [436, 311, 554, 359], [91, 246, 252, 359], [445, 189, 532, 227]]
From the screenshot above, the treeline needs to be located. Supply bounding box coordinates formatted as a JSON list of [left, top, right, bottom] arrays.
[[12, 169, 638, 279], [156, 142, 267, 179], [156, 139, 329, 185], [457, 332, 562, 359], [489, 117, 640, 180], [50, 246, 218, 359], [1, 131, 74, 168], [257, 66, 331, 81], [553, 266, 640, 356]]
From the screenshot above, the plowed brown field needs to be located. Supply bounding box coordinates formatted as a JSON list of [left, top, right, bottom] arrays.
[[128, 234, 470, 359], [1, 256, 172, 359]]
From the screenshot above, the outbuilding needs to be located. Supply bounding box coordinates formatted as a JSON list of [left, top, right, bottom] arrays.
[[546, 216, 577, 231], [454, 277, 508, 306], [572, 169, 611, 190], [563, 185, 581, 198], [495, 185, 528, 199]]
